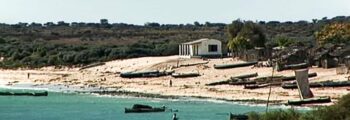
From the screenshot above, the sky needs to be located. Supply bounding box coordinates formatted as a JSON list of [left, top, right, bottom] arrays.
[[0, 0, 349, 25]]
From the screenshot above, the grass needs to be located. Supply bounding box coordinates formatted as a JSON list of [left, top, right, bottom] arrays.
[[247, 94, 350, 120]]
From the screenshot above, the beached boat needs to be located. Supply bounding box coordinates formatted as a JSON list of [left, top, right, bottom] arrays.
[[283, 63, 309, 70], [282, 81, 350, 89], [124, 104, 166, 113], [213, 61, 257, 69], [244, 83, 269, 89], [0, 91, 48, 96], [120, 70, 173, 78], [171, 72, 200, 78], [281, 72, 317, 81], [228, 80, 256, 85], [206, 73, 258, 86], [287, 96, 331, 105]]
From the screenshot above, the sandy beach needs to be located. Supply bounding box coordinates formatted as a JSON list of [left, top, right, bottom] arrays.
[[1, 56, 349, 104]]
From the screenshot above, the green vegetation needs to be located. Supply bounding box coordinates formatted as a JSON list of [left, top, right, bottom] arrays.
[[0, 38, 179, 68], [247, 94, 350, 120], [227, 20, 266, 51], [0, 16, 350, 68], [315, 23, 350, 45], [272, 35, 296, 47]]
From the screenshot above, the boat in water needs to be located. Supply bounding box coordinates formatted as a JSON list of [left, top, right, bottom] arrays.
[[125, 104, 166, 113], [0, 91, 48, 96]]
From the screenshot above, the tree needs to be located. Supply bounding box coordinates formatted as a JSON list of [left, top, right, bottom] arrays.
[[237, 21, 266, 48], [273, 35, 295, 47], [227, 35, 250, 51], [194, 21, 201, 26], [227, 19, 244, 39], [315, 23, 350, 45], [227, 20, 266, 52]]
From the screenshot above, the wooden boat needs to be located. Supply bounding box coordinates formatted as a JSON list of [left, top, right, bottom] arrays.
[[244, 83, 269, 89], [171, 72, 200, 78], [0, 91, 48, 96], [282, 81, 350, 89], [124, 104, 166, 113], [282, 72, 317, 81], [283, 63, 309, 70], [321, 81, 350, 87], [228, 80, 256, 85], [282, 82, 322, 89], [287, 96, 331, 105], [229, 113, 248, 120], [206, 73, 258, 86], [214, 61, 257, 69], [120, 70, 173, 78]]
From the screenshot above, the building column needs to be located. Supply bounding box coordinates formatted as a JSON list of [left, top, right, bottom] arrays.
[[179, 44, 182, 55], [184, 44, 187, 55], [186, 44, 189, 55], [183, 44, 186, 55]]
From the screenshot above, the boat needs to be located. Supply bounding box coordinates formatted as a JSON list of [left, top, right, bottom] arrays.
[[287, 96, 331, 105], [282, 82, 322, 89], [282, 81, 350, 89], [171, 72, 200, 78], [205, 73, 258, 86], [228, 80, 256, 85], [0, 91, 48, 96], [281, 62, 309, 71], [244, 83, 269, 89], [120, 70, 173, 78], [281, 72, 317, 81], [286, 69, 331, 105], [124, 104, 166, 113], [214, 61, 258, 69]]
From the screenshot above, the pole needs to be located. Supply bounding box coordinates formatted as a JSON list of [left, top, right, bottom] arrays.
[[266, 66, 275, 113]]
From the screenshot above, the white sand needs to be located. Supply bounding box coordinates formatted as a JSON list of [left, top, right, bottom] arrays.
[[0, 55, 349, 104]]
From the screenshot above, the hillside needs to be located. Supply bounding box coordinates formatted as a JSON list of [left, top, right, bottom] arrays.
[[0, 16, 350, 68]]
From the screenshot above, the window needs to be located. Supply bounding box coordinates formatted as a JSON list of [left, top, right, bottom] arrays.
[[208, 45, 218, 52]]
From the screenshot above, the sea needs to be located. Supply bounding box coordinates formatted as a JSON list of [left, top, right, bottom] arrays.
[[0, 85, 299, 120]]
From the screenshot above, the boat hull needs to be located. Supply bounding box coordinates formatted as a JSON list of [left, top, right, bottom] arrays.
[[124, 107, 165, 113], [0, 91, 48, 96], [287, 96, 331, 105]]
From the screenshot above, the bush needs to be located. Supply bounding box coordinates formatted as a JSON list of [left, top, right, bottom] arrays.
[[248, 94, 350, 120]]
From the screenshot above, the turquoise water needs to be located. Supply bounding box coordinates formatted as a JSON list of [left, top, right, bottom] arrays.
[[0, 91, 271, 120]]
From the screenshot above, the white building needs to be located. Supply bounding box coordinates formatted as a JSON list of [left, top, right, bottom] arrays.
[[179, 38, 222, 57]]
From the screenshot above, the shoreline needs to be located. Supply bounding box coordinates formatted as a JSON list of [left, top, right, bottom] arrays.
[[1, 56, 349, 107]]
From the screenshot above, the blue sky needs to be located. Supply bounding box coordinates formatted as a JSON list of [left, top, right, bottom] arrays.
[[0, 0, 349, 25]]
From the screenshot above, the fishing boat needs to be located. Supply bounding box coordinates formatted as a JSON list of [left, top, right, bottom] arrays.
[[124, 104, 166, 113], [0, 91, 48, 96], [286, 69, 331, 105], [228, 80, 256, 85], [287, 96, 331, 105], [120, 70, 173, 78], [244, 83, 269, 89], [281, 72, 317, 81], [213, 61, 257, 69], [282, 81, 350, 89], [171, 72, 200, 78], [206, 73, 258, 86]]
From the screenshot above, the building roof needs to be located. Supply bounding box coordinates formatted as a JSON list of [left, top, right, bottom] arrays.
[[182, 38, 221, 45]]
